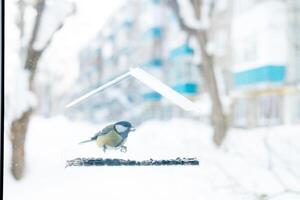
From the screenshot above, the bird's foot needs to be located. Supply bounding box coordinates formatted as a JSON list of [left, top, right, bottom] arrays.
[[102, 146, 107, 153], [120, 146, 127, 153]]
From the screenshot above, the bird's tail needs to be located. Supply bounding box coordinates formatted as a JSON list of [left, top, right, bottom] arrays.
[[78, 134, 98, 145], [78, 139, 94, 144]]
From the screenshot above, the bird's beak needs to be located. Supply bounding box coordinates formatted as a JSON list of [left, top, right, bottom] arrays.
[[130, 127, 136, 132]]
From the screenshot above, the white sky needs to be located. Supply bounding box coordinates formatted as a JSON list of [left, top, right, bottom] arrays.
[[62, 0, 125, 48]]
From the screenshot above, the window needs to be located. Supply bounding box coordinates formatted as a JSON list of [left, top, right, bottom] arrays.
[[234, 99, 248, 127], [242, 35, 257, 62], [234, 0, 256, 15], [216, 0, 228, 12], [257, 95, 282, 126]]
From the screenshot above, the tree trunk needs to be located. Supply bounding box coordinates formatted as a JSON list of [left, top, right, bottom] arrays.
[[166, 0, 228, 146], [10, 108, 32, 180], [196, 31, 228, 146], [9, 0, 45, 180], [9, 0, 73, 180], [9, 49, 41, 180]]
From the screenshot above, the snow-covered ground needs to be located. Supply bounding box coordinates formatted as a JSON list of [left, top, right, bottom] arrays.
[[4, 116, 300, 200]]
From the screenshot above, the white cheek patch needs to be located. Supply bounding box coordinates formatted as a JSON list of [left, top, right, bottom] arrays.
[[115, 125, 128, 133]]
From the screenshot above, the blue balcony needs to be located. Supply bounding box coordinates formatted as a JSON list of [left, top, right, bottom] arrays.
[[106, 34, 115, 41], [173, 82, 198, 95], [121, 21, 133, 29], [142, 59, 163, 68], [169, 44, 194, 60], [117, 47, 129, 55], [144, 27, 163, 39], [143, 91, 162, 101], [234, 65, 286, 87], [150, 0, 160, 4]]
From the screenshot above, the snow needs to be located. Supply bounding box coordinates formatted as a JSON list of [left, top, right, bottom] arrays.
[[4, 0, 127, 121], [4, 0, 36, 129], [4, 116, 300, 200], [177, 0, 210, 30], [130, 68, 200, 112], [33, 0, 75, 50], [66, 68, 201, 112], [4, 0, 300, 199], [33, 0, 127, 114]]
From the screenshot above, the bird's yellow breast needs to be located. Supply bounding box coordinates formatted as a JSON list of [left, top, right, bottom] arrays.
[[96, 131, 123, 148]]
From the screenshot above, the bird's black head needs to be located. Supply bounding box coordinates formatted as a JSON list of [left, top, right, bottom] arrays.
[[114, 121, 135, 133]]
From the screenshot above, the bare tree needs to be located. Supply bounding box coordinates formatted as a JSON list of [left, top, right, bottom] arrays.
[[10, 0, 75, 180], [167, 0, 228, 146]]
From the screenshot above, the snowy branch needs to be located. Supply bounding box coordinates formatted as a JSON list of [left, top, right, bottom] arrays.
[[16, 0, 26, 40], [167, 0, 197, 34], [24, 0, 75, 85], [39, 2, 76, 52], [26, 0, 46, 60], [166, 0, 213, 33]]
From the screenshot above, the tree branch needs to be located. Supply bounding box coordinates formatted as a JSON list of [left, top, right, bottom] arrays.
[[25, 0, 46, 63], [24, 0, 76, 86], [39, 2, 76, 52], [16, 0, 26, 40], [166, 0, 197, 34], [167, 0, 228, 146]]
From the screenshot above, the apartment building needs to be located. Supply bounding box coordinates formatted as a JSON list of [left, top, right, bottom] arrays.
[[72, 0, 300, 127], [231, 0, 300, 127], [74, 0, 202, 123]]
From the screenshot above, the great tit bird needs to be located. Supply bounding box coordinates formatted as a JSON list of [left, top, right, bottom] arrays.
[[79, 121, 135, 152]]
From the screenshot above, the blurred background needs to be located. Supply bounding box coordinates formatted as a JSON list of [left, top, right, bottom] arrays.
[[4, 0, 300, 200]]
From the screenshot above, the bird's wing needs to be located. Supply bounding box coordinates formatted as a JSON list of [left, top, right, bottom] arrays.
[[79, 125, 115, 144], [96, 131, 123, 147], [100, 124, 116, 135]]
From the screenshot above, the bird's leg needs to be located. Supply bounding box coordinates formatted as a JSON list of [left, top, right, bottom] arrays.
[[120, 145, 127, 153], [102, 145, 107, 153]]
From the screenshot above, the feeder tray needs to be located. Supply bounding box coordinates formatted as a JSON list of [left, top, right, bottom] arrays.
[[65, 157, 199, 167]]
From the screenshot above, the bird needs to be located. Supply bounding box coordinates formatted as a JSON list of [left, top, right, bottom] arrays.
[[79, 121, 135, 152]]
